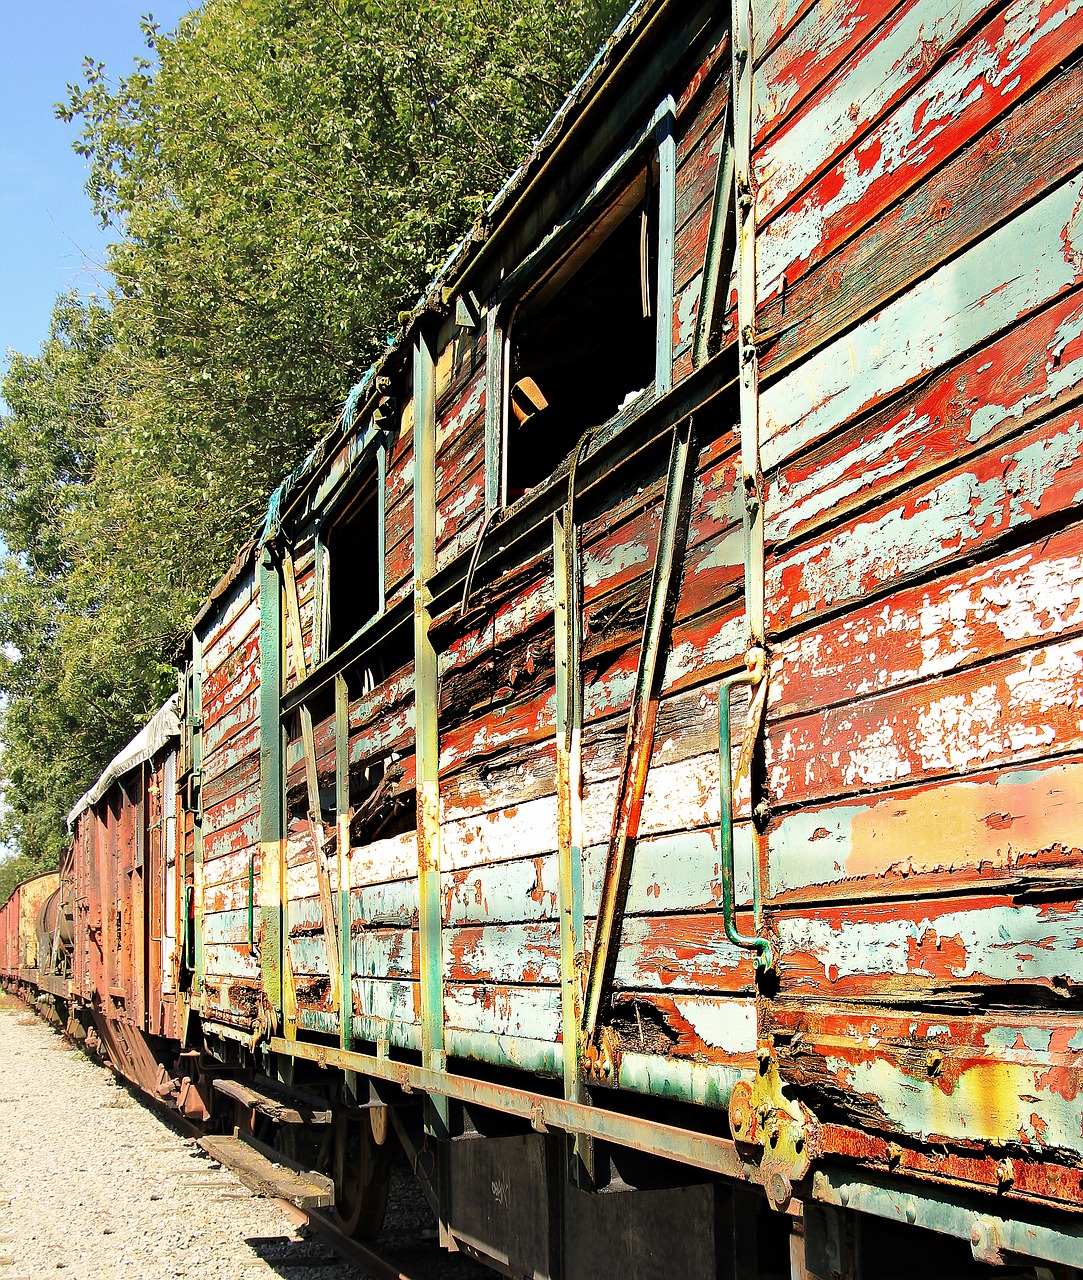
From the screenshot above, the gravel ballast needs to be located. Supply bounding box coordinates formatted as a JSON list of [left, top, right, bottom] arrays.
[[0, 999, 493, 1279]]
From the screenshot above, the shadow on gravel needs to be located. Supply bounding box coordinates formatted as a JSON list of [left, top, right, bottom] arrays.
[[244, 1234, 347, 1276]]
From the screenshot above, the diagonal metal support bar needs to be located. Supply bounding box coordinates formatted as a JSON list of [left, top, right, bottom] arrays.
[[280, 546, 341, 1015], [580, 418, 697, 1057]]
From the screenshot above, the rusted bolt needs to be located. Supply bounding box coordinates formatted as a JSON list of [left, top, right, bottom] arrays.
[[995, 1157, 1015, 1189], [925, 1049, 943, 1078], [905, 1203, 916, 1225], [767, 1170, 792, 1208]]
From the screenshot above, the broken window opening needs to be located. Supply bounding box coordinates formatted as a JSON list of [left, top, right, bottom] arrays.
[[324, 466, 383, 657], [504, 166, 660, 502]]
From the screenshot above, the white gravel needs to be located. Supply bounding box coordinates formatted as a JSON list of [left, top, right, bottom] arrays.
[[0, 1001, 376, 1278]]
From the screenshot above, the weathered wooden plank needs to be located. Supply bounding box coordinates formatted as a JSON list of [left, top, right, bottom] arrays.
[[437, 821, 757, 929], [752, 0, 815, 64], [203, 687, 260, 762], [756, 0, 997, 225], [201, 719, 260, 788], [761, 171, 1083, 474], [202, 812, 261, 866], [198, 566, 258, 662], [443, 746, 751, 873], [350, 828, 418, 889], [767, 756, 1083, 901], [760, 53, 1083, 384], [766, 286, 1083, 549], [444, 981, 561, 1042], [203, 780, 260, 839], [352, 976, 419, 1026], [753, 0, 904, 147], [774, 893, 1083, 1000], [769, 634, 1083, 806], [773, 524, 1083, 719], [769, 1005, 1083, 1160], [759, 3, 1083, 305], [768, 408, 1083, 635], [202, 941, 260, 980], [201, 631, 260, 735]]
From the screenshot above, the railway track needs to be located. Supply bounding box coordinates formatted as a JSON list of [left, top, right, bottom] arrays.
[[8, 996, 483, 1280]]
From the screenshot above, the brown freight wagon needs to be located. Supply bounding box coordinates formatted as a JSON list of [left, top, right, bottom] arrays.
[[5, 0, 1083, 1275]]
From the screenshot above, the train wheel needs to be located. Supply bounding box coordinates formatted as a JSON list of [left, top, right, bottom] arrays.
[[332, 1110, 390, 1239]]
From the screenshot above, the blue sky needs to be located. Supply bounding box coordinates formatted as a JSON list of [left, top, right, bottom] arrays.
[[0, 1, 195, 382]]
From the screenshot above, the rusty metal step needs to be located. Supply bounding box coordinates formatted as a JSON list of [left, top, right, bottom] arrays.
[[197, 1133, 334, 1209], [211, 1075, 332, 1125]]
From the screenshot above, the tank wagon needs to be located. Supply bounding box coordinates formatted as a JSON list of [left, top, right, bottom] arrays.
[[5, 0, 1083, 1273]]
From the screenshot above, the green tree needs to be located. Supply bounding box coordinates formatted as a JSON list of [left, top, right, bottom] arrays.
[[0, 0, 626, 896]]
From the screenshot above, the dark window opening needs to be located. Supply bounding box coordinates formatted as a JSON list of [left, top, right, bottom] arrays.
[[326, 472, 381, 655], [506, 169, 659, 501]]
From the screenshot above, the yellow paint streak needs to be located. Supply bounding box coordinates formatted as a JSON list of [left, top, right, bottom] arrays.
[[845, 763, 1083, 880]]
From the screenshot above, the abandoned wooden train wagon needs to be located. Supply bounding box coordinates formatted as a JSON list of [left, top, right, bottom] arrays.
[[6, 0, 1083, 1275]]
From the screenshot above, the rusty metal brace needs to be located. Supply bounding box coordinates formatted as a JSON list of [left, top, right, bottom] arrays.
[[718, 646, 772, 971], [279, 543, 343, 1016], [580, 418, 697, 1067]]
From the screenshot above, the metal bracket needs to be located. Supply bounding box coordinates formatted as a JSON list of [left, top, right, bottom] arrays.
[[728, 1040, 819, 1209]]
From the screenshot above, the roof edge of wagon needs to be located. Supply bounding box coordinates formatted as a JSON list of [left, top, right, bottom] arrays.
[[67, 694, 182, 831], [190, 0, 667, 634]]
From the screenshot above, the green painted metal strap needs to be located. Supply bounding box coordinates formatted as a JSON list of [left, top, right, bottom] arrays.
[[580, 417, 697, 1053], [335, 673, 351, 1051], [413, 330, 450, 1139], [258, 546, 286, 1030]]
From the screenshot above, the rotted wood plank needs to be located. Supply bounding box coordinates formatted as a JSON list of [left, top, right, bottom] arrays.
[[768, 1005, 1083, 1163]]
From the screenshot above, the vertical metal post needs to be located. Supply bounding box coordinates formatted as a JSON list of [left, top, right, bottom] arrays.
[[191, 631, 205, 999], [336, 672, 352, 1051], [553, 508, 591, 1181], [484, 307, 505, 513], [733, 0, 763, 649], [377, 439, 388, 612], [259, 546, 287, 1032], [655, 97, 677, 396], [413, 329, 450, 1139]]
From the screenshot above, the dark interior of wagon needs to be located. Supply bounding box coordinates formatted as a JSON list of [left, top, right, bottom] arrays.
[[506, 170, 658, 500], [326, 472, 381, 654]]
